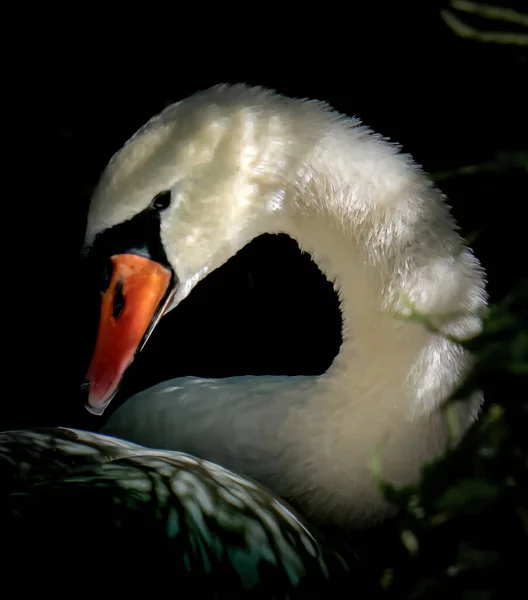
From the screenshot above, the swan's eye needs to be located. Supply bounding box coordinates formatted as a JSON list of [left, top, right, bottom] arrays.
[[152, 191, 171, 211]]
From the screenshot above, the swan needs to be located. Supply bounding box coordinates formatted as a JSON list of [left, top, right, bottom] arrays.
[[79, 83, 486, 529]]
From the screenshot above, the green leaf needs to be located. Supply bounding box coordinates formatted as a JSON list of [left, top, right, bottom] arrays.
[[433, 479, 501, 513]]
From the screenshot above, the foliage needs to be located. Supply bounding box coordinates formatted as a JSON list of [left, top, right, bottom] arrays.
[[376, 284, 527, 599]]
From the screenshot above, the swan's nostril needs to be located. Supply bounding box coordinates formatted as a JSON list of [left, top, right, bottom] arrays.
[[113, 280, 125, 319]]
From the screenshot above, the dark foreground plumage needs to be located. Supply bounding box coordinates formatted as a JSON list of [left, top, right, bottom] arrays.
[[1, 428, 362, 597]]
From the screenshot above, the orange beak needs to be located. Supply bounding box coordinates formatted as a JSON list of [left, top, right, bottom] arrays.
[[84, 253, 174, 415]]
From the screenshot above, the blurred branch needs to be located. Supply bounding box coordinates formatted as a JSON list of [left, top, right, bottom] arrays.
[[441, 0, 528, 45], [451, 0, 528, 27]]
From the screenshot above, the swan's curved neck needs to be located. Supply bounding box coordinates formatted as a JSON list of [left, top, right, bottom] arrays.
[[290, 215, 426, 407], [283, 133, 481, 415]]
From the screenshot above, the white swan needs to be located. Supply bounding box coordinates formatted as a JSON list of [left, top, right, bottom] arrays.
[[82, 84, 487, 528]]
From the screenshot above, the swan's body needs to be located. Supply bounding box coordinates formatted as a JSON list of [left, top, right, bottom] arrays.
[[80, 84, 486, 528], [1, 428, 351, 595]]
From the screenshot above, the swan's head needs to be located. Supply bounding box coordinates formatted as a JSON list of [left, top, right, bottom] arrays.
[[82, 84, 326, 414]]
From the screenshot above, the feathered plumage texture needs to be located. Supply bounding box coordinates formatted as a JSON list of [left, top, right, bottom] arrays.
[[1, 428, 353, 596]]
